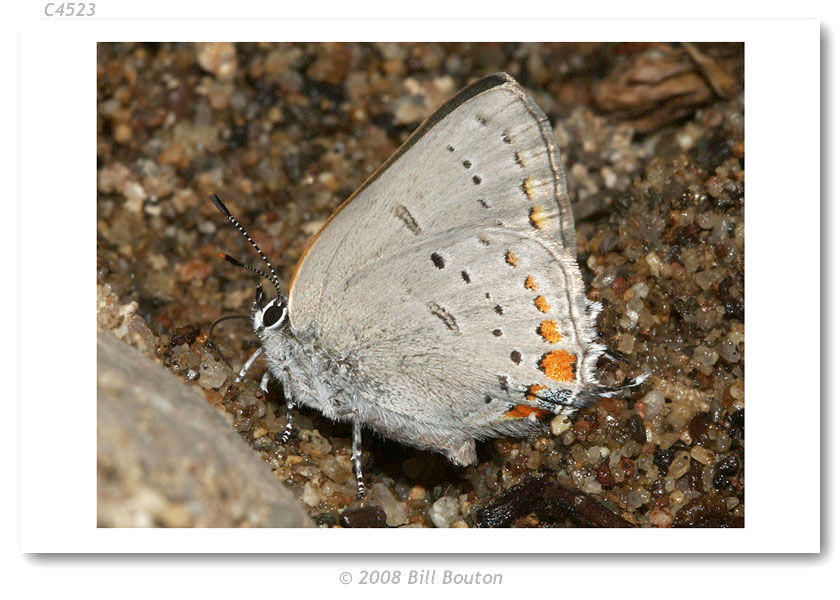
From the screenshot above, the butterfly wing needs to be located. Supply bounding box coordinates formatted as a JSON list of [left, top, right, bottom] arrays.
[[288, 73, 603, 457]]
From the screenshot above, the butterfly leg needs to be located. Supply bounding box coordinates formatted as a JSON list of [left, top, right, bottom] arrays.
[[276, 399, 295, 444], [221, 347, 263, 396], [234, 347, 263, 385], [259, 371, 296, 444], [351, 412, 366, 498]]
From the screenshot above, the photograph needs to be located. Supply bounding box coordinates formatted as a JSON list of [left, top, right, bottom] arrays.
[[96, 41, 746, 529]]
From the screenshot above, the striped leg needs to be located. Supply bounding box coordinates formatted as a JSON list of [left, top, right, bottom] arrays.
[[260, 371, 295, 445], [276, 397, 295, 445], [351, 414, 366, 498]]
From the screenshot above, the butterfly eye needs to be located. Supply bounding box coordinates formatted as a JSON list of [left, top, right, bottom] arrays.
[[262, 304, 286, 328]]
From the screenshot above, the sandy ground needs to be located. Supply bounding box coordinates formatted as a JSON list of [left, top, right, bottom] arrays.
[[97, 42, 744, 528]]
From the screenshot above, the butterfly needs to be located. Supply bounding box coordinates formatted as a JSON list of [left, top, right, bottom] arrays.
[[212, 73, 646, 497]]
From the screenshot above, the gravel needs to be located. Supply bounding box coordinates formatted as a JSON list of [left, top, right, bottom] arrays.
[[97, 42, 744, 528]]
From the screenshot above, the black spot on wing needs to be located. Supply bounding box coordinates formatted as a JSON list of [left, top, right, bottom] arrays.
[[428, 302, 459, 333], [393, 204, 422, 235]]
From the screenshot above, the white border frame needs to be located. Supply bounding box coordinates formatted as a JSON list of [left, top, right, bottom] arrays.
[[14, 6, 821, 556]]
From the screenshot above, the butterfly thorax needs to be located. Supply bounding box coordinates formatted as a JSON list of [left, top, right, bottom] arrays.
[[257, 324, 366, 423]]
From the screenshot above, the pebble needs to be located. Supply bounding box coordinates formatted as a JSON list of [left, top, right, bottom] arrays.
[[123, 181, 146, 213], [693, 345, 719, 368], [648, 507, 673, 528], [370, 482, 408, 526], [320, 456, 352, 484], [339, 506, 386, 528], [196, 356, 228, 389], [645, 251, 662, 277], [690, 445, 715, 465], [696, 211, 721, 229], [643, 390, 666, 418], [667, 450, 692, 479], [630, 281, 649, 299], [301, 481, 321, 507], [305, 430, 332, 455], [428, 496, 460, 528], [408, 485, 426, 501], [695, 268, 723, 290], [114, 123, 133, 144], [197, 42, 237, 80], [159, 503, 192, 527], [550, 415, 572, 436], [627, 414, 648, 444], [618, 331, 636, 352]]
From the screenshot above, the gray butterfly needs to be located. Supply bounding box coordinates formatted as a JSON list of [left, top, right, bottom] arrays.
[[212, 73, 646, 497]]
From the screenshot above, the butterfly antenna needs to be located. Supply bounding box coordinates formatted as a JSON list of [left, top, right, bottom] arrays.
[[208, 314, 252, 344], [217, 252, 272, 282], [210, 193, 284, 299]]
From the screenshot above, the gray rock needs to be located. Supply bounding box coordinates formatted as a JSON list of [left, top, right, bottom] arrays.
[[97, 331, 313, 527]]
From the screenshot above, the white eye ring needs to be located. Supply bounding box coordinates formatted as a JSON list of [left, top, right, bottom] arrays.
[[260, 301, 287, 330]]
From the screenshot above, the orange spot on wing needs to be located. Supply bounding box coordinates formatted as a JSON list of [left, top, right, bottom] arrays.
[[524, 275, 538, 291], [522, 177, 535, 200], [529, 206, 547, 230], [525, 384, 547, 401], [534, 295, 551, 312], [505, 250, 518, 267], [540, 350, 577, 383], [504, 404, 553, 420], [539, 320, 563, 343]]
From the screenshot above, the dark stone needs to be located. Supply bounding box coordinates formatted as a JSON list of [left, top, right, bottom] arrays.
[[673, 493, 743, 528], [313, 512, 338, 527], [476, 476, 633, 528], [339, 505, 387, 528], [653, 446, 676, 474], [688, 412, 712, 443], [170, 324, 201, 347], [627, 414, 647, 444]]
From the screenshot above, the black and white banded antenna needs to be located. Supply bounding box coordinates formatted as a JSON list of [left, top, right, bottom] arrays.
[[210, 193, 284, 300]]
